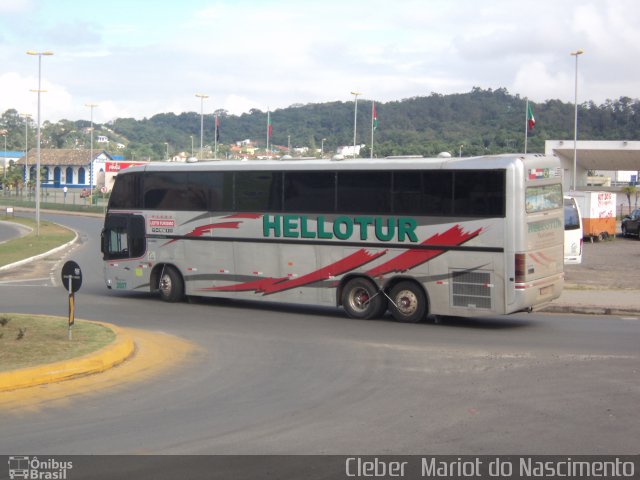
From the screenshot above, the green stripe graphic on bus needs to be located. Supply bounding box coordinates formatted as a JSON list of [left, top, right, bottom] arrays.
[[263, 214, 419, 242]]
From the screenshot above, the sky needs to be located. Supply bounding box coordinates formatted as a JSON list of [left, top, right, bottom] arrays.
[[1, 0, 639, 124]]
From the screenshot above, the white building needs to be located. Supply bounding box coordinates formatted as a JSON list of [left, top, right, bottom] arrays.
[[545, 140, 640, 191]]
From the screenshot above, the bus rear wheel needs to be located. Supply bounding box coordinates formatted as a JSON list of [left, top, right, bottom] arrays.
[[342, 278, 386, 319], [388, 281, 427, 323], [158, 266, 184, 302]]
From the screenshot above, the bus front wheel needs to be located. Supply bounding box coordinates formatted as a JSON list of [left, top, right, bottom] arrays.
[[158, 266, 184, 302], [388, 281, 427, 323], [341, 278, 386, 319]]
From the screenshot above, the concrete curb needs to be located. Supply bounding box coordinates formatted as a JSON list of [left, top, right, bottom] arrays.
[[0, 321, 135, 392], [542, 305, 640, 316], [0, 222, 79, 272]]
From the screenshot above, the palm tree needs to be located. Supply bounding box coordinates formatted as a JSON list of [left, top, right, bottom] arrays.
[[620, 185, 637, 216]]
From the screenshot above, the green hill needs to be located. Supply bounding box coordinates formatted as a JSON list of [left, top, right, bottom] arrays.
[[2, 87, 639, 161]]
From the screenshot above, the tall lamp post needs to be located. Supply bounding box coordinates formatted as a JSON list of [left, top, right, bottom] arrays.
[[351, 91, 361, 158], [27, 50, 53, 237], [22, 113, 31, 187], [85, 103, 98, 192], [321, 138, 326, 158], [195, 93, 208, 159], [570, 49, 584, 191], [1, 129, 7, 180]]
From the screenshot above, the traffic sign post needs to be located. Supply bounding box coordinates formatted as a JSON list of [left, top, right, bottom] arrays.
[[61, 260, 82, 340]]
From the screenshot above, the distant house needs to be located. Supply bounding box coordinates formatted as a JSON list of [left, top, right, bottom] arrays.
[[337, 144, 365, 157], [97, 135, 109, 143], [21, 148, 112, 189]]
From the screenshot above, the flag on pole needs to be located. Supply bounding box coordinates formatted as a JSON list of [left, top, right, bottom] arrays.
[[215, 113, 220, 141], [372, 102, 378, 130], [371, 101, 378, 158], [266, 110, 272, 154], [527, 102, 536, 130]]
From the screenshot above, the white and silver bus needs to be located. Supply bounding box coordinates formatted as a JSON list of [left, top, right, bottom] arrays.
[[101, 154, 564, 322]]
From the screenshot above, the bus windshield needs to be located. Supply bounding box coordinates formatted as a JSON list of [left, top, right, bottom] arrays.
[[525, 184, 563, 213]]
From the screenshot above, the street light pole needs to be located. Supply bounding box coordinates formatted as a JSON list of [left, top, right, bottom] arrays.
[[321, 138, 326, 158], [351, 91, 361, 158], [195, 93, 208, 160], [190, 135, 194, 157], [570, 49, 584, 191], [1, 130, 6, 180], [27, 50, 53, 237], [22, 113, 30, 188], [85, 103, 98, 192]]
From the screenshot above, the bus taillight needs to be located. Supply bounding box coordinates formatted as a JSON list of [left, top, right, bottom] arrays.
[[515, 253, 526, 284]]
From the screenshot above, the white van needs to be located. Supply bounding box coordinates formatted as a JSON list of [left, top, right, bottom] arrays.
[[563, 196, 583, 264]]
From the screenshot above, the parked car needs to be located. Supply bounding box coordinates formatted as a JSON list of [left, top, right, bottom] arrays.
[[621, 209, 640, 237]]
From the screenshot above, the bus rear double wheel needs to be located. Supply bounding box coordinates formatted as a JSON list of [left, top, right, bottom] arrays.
[[341, 277, 428, 323]]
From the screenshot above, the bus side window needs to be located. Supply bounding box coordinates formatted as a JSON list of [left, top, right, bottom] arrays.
[[453, 170, 505, 216], [284, 172, 335, 213], [188, 171, 226, 211], [422, 171, 453, 215], [235, 171, 282, 211], [337, 171, 391, 214], [393, 171, 422, 214]]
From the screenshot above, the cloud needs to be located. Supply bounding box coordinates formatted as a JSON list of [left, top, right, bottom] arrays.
[[0, 71, 74, 121], [0, 0, 33, 13], [1, 0, 639, 122]]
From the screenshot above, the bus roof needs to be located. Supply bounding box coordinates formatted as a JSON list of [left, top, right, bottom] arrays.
[[117, 153, 556, 174]]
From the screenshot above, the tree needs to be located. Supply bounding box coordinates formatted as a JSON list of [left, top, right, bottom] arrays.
[[2, 89, 640, 160], [621, 185, 637, 213]]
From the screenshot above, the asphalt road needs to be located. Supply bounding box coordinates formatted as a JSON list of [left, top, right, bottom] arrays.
[[0, 220, 30, 244], [0, 213, 638, 456]]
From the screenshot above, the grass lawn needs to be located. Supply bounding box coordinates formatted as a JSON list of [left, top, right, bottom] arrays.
[[0, 313, 115, 371], [0, 215, 75, 268]]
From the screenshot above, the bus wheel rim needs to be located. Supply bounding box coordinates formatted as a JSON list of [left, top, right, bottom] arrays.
[[350, 287, 370, 311], [395, 290, 418, 315], [160, 275, 172, 294]]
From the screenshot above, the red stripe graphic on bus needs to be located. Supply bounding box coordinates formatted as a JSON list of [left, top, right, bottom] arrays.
[[162, 221, 245, 246], [204, 248, 387, 295], [366, 224, 482, 277], [185, 222, 243, 237], [528, 251, 555, 266]]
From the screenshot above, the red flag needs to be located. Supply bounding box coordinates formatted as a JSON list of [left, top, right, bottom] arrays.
[[527, 103, 535, 131], [372, 102, 378, 130]]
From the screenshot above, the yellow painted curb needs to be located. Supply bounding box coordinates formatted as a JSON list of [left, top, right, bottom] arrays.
[[0, 321, 135, 392]]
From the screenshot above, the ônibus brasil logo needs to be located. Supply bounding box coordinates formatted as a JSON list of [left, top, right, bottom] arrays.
[[8, 456, 73, 479]]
